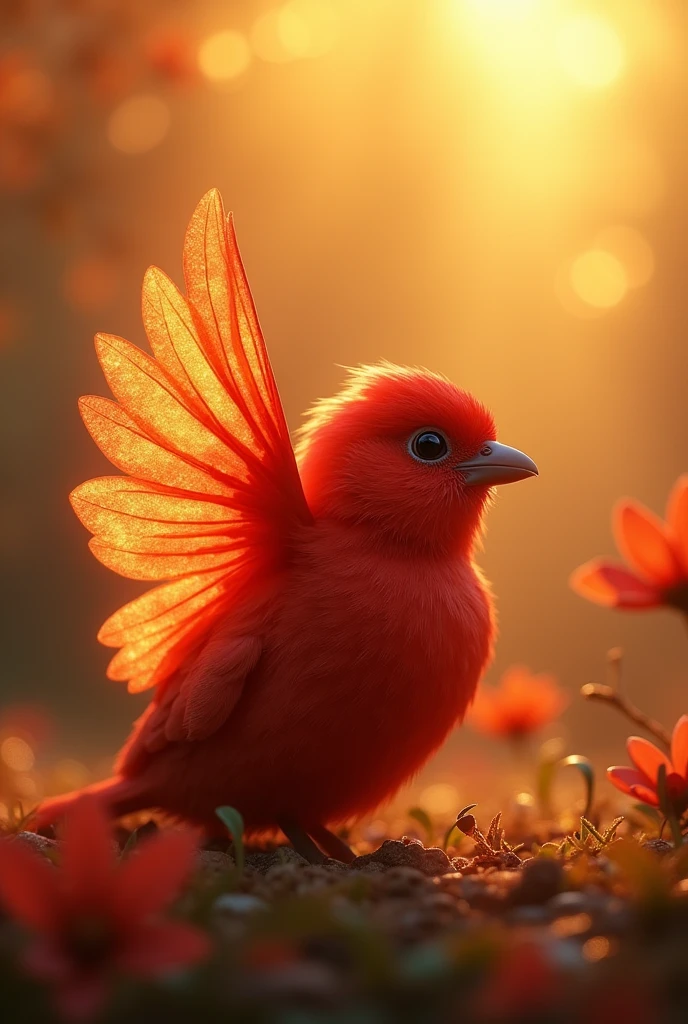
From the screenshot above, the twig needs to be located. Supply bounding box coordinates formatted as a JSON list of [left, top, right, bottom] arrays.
[[581, 683, 672, 750]]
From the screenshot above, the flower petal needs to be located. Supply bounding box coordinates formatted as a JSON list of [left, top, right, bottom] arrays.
[[626, 736, 672, 784], [569, 560, 660, 608], [23, 937, 73, 980], [115, 829, 199, 924], [59, 796, 115, 912], [54, 975, 109, 1022], [614, 500, 682, 587], [607, 766, 658, 806], [671, 714, 688, 778], [667, 475, 688, 573], [115, 921, 210, 975], [0, 839, 60, 931]]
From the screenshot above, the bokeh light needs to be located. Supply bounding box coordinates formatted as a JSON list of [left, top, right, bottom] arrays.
[[556, 14, 625, 89], [592, 226, 655, 289], [198, 30, 251, 82], [107, 94, 171, 154], [0, 736, 35, 773], [278, 0, 339, 58], [419, 782, 460, 816], [568, 249, 628, 310], [251, 10, 296, 63]]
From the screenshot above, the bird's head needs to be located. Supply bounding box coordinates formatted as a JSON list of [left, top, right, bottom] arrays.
[[296, 363, 537, 556]]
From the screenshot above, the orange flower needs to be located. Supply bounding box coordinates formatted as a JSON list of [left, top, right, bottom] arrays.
[[608, 715, 688, 812], [0, 796, 209, 1020], [468, 666, 567, 739], [570, 475, 688, 612]]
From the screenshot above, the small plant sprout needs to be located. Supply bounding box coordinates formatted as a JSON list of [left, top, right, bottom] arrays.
[[215, 806, 246, 876], [539, 816, 624, 859]]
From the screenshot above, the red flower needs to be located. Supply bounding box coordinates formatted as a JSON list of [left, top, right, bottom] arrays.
[[468, 666, 568, 739], [608, 715, 688, 811], [570, 476, 688, 612], [0, 796, 209, 1020], [473, 942, 561, 1019]]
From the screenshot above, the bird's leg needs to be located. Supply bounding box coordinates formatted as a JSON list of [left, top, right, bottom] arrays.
[[278, 821, 326, 864], [306, 823, 356, 864]]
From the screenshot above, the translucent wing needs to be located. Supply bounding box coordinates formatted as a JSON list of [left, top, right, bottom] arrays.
[[73, 190, 312, 693]]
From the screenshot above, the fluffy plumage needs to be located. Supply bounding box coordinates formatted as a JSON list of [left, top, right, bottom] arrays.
[[37, 191, 533, 846]]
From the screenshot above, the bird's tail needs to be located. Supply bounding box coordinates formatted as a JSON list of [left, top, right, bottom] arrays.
[[33, 775, 149, 830]]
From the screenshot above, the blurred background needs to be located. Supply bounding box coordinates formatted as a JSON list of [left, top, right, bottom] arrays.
[[0, 0, 686, 830]]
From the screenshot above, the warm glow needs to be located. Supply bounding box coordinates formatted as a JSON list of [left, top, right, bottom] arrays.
[[419, 782, 459, 815], [595, 140, 664, 215], [463, 0, 541, 17], [593, 226, 655, 289], [198, 30, 251, 82], [569, 249, 628, 309], [556, 14, 625, 89], [278, 0, 339, 58], [107, 94, 171, 154], [0, 735, 35, 772], [251, 10, 294, 63], [51, 758, 91, 791]]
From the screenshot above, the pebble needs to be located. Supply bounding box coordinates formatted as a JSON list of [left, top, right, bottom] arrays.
[[547, 890, 610, 917], [505, 904, 552, 926], [509, 857, 564, 907], [350, 839, 453, 877], [213, 893, 268, 916], [245, 846, 308, 874], [14, 831, 58, 858], [196, 849, 235, 878]]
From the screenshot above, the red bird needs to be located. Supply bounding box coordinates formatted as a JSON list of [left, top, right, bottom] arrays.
[[38, 190, 537, 862]]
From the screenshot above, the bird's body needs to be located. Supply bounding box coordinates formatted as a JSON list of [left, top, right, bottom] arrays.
[[37, 190, 536, 852], [113, 520, 493, 830]]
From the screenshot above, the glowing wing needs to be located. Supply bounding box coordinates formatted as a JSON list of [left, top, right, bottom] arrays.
[[72, 190, 312, 693]]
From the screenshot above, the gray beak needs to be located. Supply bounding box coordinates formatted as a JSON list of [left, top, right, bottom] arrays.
[[456, 440, 538, 486]]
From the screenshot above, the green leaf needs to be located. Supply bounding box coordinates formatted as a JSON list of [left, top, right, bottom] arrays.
[[408, 806, 433, 846], [632, 803, 663, 827], [558, 755, 595, 819], [215, 806, 245, 876], [656, 764, 683, 848], [442, 824, 458, 851]]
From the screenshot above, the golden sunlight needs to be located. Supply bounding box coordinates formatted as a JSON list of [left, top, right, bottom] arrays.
[[463, 0, 541, 18], [555, 14, 625, 89], [592, 226, 655, 289], [279, 0, 339, 58]]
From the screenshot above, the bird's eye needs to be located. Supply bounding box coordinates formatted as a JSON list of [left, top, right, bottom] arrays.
[[408, 430, 449, 463]]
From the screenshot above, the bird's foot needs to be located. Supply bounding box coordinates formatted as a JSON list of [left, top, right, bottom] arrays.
[[277, 821, 356, 865], [278, 821, 326, 864], [307, 823, 356, 864]]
